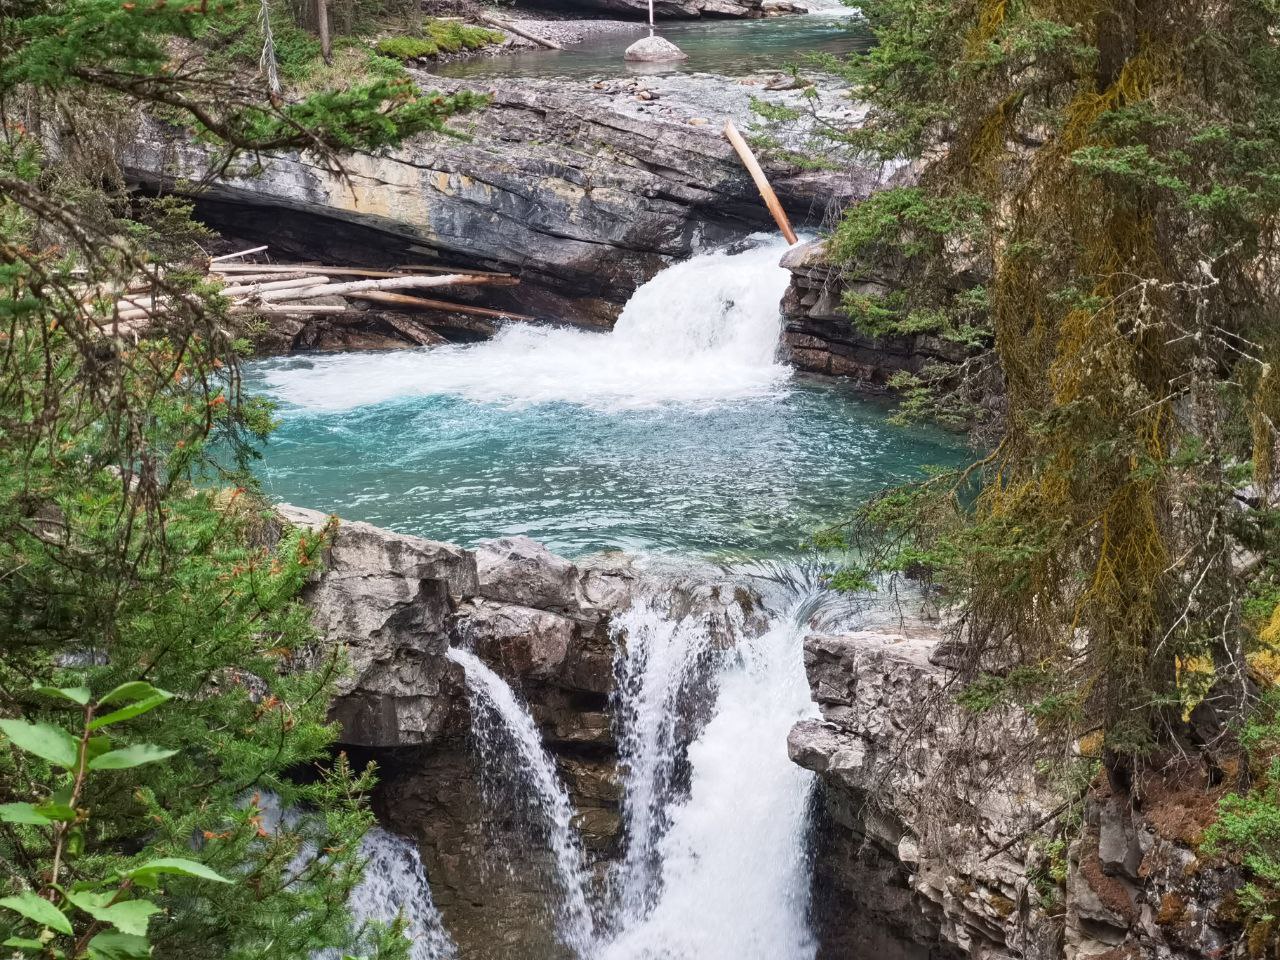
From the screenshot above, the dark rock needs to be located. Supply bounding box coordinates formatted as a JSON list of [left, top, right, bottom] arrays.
[[779, 239, 973, 385]]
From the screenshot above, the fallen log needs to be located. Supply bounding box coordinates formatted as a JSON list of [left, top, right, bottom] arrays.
[[392, 263, 516, 280], [479, 13, 563, 49], [723, 119, 798, 245], [219, 275, 330, 299], [352, 290, 536, 322], [255, 274, 499, 303], [210, 245, 269, 263]]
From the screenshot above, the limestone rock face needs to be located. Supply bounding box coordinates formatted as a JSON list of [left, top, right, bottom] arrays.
[[779, 239, 974, 386], [790, 623, 1246, 960], [124, 76, 875, 330], [473, 535, 583, 613], [623, 35, 690, 61], [278, 504, 477, 748]]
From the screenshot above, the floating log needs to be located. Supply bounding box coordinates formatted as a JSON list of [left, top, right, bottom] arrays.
[[352, 290, 537, 322], [480, 13, 563, 50], [722, 119, 798, 245]]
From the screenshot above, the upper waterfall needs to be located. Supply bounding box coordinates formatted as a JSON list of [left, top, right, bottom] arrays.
[[253, 236, 795, 413]]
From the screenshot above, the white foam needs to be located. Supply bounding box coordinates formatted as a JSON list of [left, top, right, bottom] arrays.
[[253, 238, 795, 413]]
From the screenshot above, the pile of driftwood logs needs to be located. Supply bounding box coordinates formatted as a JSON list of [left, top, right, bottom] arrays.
[[103, 244, 530, 334]]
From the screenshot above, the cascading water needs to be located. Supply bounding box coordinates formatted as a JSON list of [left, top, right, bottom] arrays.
[[252, 794, 455, 960], [446, 647, 598, 956], [600, 577, 822, 960], [347, 829, 457, 960], [252, 236, 795, 413], [248, 235, 962, 957]]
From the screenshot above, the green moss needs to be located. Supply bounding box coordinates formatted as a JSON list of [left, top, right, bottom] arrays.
[[375, 21, 503, 60], [374, 35, 440, 59]]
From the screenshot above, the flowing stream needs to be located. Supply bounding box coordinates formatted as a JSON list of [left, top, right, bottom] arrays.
[[248, 237, 963, 558], [249, 234, 963, 957]]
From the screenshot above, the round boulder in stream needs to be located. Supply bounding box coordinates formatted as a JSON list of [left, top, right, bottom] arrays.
[[623, 35, 689, 61]]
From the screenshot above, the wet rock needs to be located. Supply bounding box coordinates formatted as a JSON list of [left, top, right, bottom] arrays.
[[278, 504, 477, 748], [457, 599, 575, 680], [624, 35, 689, 61], [474, 535, 583, 614]]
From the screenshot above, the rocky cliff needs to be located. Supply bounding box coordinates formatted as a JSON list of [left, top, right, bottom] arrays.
[[126, 76, 875, 329], [779, 239, 971, 385], [789, 624, 1245, 960], [278, 506, 626, 958]]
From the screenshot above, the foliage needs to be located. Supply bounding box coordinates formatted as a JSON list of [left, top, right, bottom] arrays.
[[1204, 690, 1280, 939], [830, 0, 1280, 779], [0, 0, 477, 955], [374, 23, 501, 62], [0, 683, 233, 959]]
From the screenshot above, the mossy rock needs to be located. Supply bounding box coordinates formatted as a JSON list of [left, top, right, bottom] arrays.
[[375, 20, 503, 61]]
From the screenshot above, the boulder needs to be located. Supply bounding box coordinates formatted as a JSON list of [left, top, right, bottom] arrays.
[[623, 35, 689, 61], [278, 504, 478, 747], [456, 599, 575, 681], [474, 536, 583, 614]]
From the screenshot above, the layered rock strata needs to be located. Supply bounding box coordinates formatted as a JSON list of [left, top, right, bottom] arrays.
[[789, 624, 1245, 960], [779, 239, 971, 385], [124, 76, 876, 329]]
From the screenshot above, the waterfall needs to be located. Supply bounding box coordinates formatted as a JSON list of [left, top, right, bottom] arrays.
[[602, 582, 820, 960], [252, 236, 796, 413], [608, 591, 730, 919], [446, 647, 598, 956], [251, 794, 455, 960], [347, 829, 457, 960]]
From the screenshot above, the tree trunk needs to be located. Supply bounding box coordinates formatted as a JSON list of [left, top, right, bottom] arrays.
[[317, 0, 331, 65]]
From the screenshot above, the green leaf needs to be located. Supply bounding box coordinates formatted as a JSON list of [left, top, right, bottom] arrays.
[[2, 936, 45, 949], [88, 745, 177, 771], [0, 892, 73, 935], [65, 892, 160, 937], [124, 858, 230, 885], [88, 693, 172, 732], [0, 720, 79, 769], [33, 686, 90, 706], [86, 930, 151, 959], [0, 803, 53, 825], [97, 682, 165, 707], [34, 803, 76, 823]]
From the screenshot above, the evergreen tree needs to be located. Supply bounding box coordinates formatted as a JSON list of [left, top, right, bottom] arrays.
[[0, 2, 479, 956], [830, 0, 1280, 792]]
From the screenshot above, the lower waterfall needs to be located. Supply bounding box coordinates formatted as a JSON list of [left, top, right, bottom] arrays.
[[446, 647, 599, 955], [348, 829, 457, 960], [447, 571, 823, 960], [602, 584, 819, 960]]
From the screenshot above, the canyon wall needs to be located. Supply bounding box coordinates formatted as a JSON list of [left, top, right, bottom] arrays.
[[125, 77, 873, 330], [789, 625, 1246, 960]]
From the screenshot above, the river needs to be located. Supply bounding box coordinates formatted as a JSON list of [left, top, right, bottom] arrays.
[[246, 157, 955, 960], [430, 9, 873, 81]]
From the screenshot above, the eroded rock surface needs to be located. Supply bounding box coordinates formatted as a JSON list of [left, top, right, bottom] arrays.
[[279, 506, 625, 958], [124, 76, 877, 329], [790, 624, 1246, 960], [779, 239, 972, 385]]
